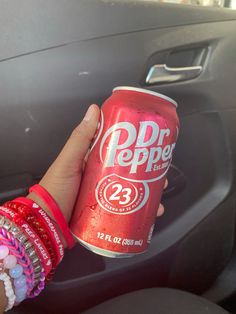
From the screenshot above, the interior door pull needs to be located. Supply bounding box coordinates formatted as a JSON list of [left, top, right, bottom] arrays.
[[146, 64, 202, 85]]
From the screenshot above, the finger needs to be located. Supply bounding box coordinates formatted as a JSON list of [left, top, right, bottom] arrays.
[[56, 104, 100, 173], [156, 204, 165, 217], [164, 179, 168, 189]]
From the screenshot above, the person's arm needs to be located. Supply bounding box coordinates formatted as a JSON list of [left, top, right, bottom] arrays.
[[0, 104, 166, 312], [0, 282, 7, 313], [27, 104, 100, 247], [0, 105, 99, 313]]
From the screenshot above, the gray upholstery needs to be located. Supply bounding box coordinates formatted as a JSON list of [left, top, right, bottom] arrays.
[[84, 288, 229, 314]]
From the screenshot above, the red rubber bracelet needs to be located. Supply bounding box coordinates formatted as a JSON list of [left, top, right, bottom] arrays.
[[0, 206, 52, 276], [29, 184, 75, 249], [14, 197, 64, 263]]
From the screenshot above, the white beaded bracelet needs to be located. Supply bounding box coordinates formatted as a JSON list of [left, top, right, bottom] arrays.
[[0, 272, 16, 311]]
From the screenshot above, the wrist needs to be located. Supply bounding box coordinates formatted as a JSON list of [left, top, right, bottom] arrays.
[[26, 193, 67, 249], [0, 280, 8, 313], [27, 184, 75, 249]]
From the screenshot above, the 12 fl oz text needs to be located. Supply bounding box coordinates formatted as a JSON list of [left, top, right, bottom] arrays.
[[97, 232, 143, 247]]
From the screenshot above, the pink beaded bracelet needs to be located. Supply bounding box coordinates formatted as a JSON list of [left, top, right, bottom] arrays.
[[0, 228, 34, 292], [0, 216, 42, 288], [0, 243, 29, 304], [0, 206, 52, 276], [0, 224, 45, 298]]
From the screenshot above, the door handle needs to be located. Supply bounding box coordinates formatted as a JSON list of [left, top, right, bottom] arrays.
[[146, 64, 202, 85]]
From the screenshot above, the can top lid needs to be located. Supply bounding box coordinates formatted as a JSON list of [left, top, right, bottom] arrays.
[[113, 86, 178, 108]]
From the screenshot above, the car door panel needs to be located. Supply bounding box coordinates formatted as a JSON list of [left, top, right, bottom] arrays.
[[1, 2, 236, 313]]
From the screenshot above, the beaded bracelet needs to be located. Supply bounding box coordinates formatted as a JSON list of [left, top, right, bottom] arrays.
[[0, 243, 29, 305], [0, 206, 52, 276], [0, 227, 34, 292], [0, 215, 42, 288], [0, 216, 42, 286], [5, 201, 58, 280], [0, 272, 16, 311], [0, 217, 45, 298]]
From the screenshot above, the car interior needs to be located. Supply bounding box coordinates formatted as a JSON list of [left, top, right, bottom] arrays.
[[1, 0, 236, 313]]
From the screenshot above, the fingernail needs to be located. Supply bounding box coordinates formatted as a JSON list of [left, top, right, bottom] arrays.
[[157, 204, 165, 217], [83, 105, 94, 122]]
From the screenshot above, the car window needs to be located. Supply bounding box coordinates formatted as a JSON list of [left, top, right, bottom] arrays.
[[142, 0, 236, 9]]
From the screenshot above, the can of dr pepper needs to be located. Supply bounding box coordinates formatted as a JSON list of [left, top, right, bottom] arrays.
[[70, 86, 179, 257]]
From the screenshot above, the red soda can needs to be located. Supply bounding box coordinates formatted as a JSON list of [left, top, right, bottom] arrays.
[[70, 86, 179, 257]]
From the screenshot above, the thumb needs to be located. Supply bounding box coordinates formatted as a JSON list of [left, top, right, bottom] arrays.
[[55, 104, 100, 175]]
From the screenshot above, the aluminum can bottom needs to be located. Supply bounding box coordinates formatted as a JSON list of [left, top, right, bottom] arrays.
[[73, 234, 146, 258]]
